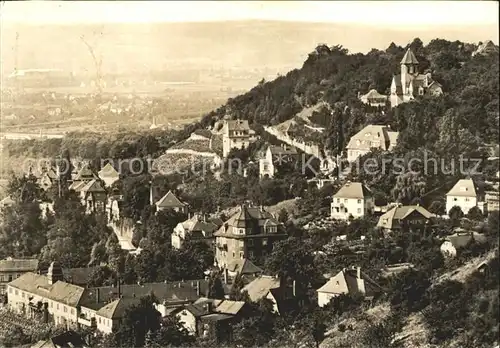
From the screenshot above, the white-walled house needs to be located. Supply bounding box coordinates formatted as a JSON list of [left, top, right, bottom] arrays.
[[317, 267, 382, 307], [345, 125, 398, 163], [331, 182, 374, 220], [221, 120, 256, 158], [445, 178, 486, 215]]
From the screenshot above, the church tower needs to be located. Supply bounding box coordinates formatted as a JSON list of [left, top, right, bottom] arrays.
[[400, 48, 419, 94]]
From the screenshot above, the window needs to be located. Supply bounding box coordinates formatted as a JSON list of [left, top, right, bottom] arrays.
[[21, 292, 25, 299], [337, 199, 340, 203], [357, 208, 361, 214], [248, 251, 254, 258], [64, 306, 67, 313], [50, 301, 53, 308], [239, 252, 244, 259], [71, 308, 75, 315], [232, 252, 235, 258], [357, 199, 362, 204], [262, 239, 268, 246], [454, 198, 458, 201], [15, 290, 18, 296], [8, 288, 12, 294], [465, 198, 469, 202], [335, 207, 339, 213], [344, 199, 348, 203], [99, 317, 101, 324], [248, 239, 254, 246], [57, 304, 59, 310]]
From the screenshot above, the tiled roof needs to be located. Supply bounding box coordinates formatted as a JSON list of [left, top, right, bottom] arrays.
[[227, 259, 263, 275], [0, 258, 39, 272], [226, 120, 250, 132], [446, 178, 483, 197], [333, 182, 372, 199], [214, 205, 283, 237], [80, 179, 106, 193], [180, 215, 221, 235], [193, 297, 246, 315], [98, 163, 120, 178], [401, 48, 419, 65], [96, 297, 140, 319], [155, 190, 186, 209], [346, 125, 398, 152], [73, 164, 98, 181], [62, 267, 99, 286], [317, 267, 382, 297], [241, 276, 281, 302], [268, 145, 298, 157], [360, 89, 387, 100], [376, 205, 433, 230], [445, 232, 487, 249], [35, 330, 88, 348], [8, 272, 85, 307]]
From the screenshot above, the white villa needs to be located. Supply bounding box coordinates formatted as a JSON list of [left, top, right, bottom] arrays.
[[331, 182, 374, 220], [445, 178, 486, 216], [345, 125, 398, 163]]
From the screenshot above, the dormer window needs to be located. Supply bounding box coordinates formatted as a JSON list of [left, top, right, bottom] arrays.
[[418, 87, 424, 96]]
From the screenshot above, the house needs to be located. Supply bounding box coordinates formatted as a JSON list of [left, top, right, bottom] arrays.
[[358, 89, 387, 107], [7, 262, 86, 329], [446, 178, 486, 215], [155, 190, 188, 214], [97, 163, 120, 187], [7, 261, 219, 334], [472, 40, 499, 57], [376, 204, 433, 232], [345, 125, 399, 162], [71, 163, 99, 184], [214, 205, 286, 268], [222, 120, 256, 158], [173, 298, 247, 343], [379, 263, 414, 279], [440, 231, 487, 258], [317, 266, 382, 307], [485, 190, 499, 212], [390, 48, 443, 108], [259, 145, 298, 178], [241, 276, 299, 314], [226, 258, 263, 278], [331, 182, 374, 220], [38, 167, 58, 191], [30, 330, 89, 348], [79, 179, 107, 214], [171, 214, 223, 249], [0, 257, 39, 294]]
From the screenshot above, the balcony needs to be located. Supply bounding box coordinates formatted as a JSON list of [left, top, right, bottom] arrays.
[[77, 317, 92, 326]]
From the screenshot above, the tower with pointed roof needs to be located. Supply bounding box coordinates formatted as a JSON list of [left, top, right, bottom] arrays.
[[47, 261, 64, 285], [390, 48, 443, 108], [400, 48, 419, 93]]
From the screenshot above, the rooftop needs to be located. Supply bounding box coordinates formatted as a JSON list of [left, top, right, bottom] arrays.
[[333, 182, 372, 199]]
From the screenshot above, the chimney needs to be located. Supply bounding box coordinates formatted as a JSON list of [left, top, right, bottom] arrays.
[[96, 288, 100, 304], [224, 268, 229, 284], [149, 181, 154, 206], [196, 281, 201, 297]]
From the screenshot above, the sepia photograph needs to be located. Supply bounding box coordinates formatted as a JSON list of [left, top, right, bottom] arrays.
[[0, 1, 499, 347]]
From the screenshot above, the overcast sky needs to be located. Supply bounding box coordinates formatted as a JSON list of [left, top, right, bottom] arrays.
[[2, 1, 498, 26]]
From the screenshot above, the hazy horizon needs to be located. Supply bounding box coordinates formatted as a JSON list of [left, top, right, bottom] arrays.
[[1, 2, 498, 78]]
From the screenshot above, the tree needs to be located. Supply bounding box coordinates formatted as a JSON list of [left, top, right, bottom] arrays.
[[207, 272, 225, 299], [113, 295, 162, 347], [428, 200, 445, 216], [466, 206, 484, 221], [389, 269, 431, 315], [448, 205, 464, 221]]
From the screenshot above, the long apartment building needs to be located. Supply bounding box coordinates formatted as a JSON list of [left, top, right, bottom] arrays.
[[6, 262, 215, 334]]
